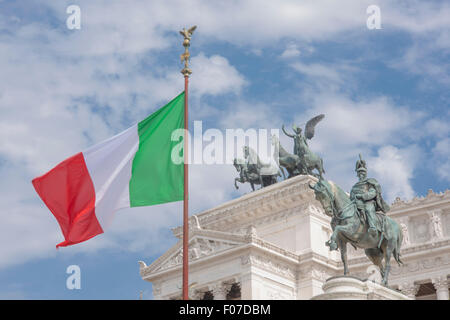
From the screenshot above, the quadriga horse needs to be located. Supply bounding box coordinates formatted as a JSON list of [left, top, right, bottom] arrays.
[[271, 134, 304, 177], [310, 178, 403, 286], [243, 146, 282, 187], [233, 159, 262, 191], [297, 135, 325, 178]]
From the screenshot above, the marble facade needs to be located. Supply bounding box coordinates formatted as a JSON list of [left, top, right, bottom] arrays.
[[139, 175, 450, 300]]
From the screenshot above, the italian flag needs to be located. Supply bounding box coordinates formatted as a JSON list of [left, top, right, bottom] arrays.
[[32, 92, 185, 248]]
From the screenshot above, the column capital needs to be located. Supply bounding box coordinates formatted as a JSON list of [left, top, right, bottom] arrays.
[[210, 283, 229, 300], [432, 275, 449, 300], [432, 275, 449, 291], [188, 288, 204, 300], [399, 281, 420, 299]]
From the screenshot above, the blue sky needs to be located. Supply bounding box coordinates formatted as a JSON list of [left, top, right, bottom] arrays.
[[0, 0, 449, 299]]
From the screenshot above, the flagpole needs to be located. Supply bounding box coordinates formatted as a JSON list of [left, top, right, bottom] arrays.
[[180, 25, 196, 301]]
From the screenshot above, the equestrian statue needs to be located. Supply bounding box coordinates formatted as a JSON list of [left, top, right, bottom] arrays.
[[309, 154, 403, 286]]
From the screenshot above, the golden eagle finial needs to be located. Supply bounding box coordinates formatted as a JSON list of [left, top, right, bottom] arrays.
[[179, 25, 197, 77]]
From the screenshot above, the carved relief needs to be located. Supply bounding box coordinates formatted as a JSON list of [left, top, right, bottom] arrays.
[[388, 254, 450, 278], [411, 215, 431, 243], [400, 222, 410, 246], [157, 238, 238, 271], [311, 268, 330, 282], [241, 254, 295, 279], [246, 225, 258, 240], [266, 288, 292, 300], [430, 211, 444, 240], [443, 211, 450, 237], [366, 265, 382, 284], [299, 264, 334, 282]]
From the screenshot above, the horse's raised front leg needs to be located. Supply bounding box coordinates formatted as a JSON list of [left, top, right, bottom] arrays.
[[280, 168, 286, 180], [234, 178, 240, 189], [327, 225, 352, 252], [326, 227, 339, 251]]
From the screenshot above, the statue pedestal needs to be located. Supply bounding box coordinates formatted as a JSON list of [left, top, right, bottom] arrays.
[[311, 276, 411, 300]]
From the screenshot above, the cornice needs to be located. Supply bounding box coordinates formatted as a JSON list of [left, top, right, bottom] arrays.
[[140, 230, 304, 281], [389, 189, 450, 216], [172, 175, 320, 237], [140, 228, 248, 277], [341, 238, 450, 269]]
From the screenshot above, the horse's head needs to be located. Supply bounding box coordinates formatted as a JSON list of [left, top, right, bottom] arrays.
[[309, 178, 334, 217], [233, 158, 241, 172], [243, 145, 260, 166], [271, 134, 279, 146]]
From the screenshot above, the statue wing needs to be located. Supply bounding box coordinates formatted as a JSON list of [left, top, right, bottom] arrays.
[[188, 25, 197, 34], [304, 114, 325, 140]]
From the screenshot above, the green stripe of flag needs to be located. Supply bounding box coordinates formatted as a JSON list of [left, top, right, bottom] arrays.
[[129, 91, 185, 207]]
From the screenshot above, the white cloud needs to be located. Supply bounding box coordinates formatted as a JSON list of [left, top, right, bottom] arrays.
[[291, 62, 344, 84], [290, 61, 360, 94], [425, 119, 450, 139], [190, 53, 247, 97], [368, 145, 420, 202], [432, 138, 450, 182], [280, 43, 301, 59], [219, 100, 282, 129], [306, 94, 422, 148], [381, 1, 450, 35], [0, 168, 61, 269], [381, 1, 450, 86]]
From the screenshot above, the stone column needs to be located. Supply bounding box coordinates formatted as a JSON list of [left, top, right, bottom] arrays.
[[239, 273, 254, 299], [398, 281, 420, 300], [432, 276, 449, 300], [152, 283, 162, 300]]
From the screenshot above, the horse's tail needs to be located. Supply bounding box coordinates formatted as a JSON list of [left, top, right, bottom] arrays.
[[394, 226, 403, 266], [321, 158, 325, 174]]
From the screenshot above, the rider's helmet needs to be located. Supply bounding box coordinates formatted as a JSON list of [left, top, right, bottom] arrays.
[[355, 154, 367, 173]]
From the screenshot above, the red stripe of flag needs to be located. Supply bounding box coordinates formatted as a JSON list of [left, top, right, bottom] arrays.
[[32, 152, 103, 248]]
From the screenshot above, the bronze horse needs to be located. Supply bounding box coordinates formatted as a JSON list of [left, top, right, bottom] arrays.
[[271, 134, 304, 178], [310, 178, 403, 286], [233, 159, 262, 191]]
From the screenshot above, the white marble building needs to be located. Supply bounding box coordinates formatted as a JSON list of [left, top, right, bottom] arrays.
[[138, 175, 450, 300]]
